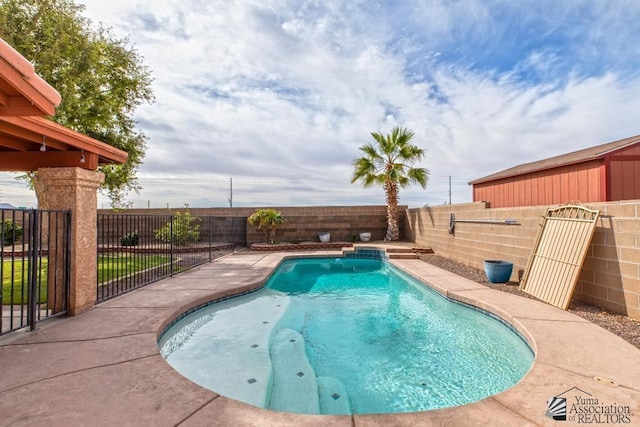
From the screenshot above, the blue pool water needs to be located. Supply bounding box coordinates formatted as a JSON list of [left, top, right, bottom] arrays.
[[159, 257, 534, 415]]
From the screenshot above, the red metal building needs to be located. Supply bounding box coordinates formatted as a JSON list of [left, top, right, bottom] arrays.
[[470, 134, 640, 208]]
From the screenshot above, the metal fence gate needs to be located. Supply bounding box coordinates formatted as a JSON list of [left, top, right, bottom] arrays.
[[520, 204, 600, 309], [1, 209, 71, 335], [96, 213, 245, 302]]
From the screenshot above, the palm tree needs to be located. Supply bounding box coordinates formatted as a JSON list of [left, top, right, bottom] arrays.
[[351, 127, 429, 241]]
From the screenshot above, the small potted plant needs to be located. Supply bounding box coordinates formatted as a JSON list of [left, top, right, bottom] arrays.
[[318, 232, 331, 243]]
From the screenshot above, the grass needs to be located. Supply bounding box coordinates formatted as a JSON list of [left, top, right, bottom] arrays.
[[2, 254, 170, 304], [97, 253, 170, 284], [1, 259, 48, 305]]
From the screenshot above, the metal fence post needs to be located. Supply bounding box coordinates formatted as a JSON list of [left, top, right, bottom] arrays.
[[170, 215, 174, 277], [27, 210, 39, 331], [209, 216, 213, 261], [64, 211, 71, 312]]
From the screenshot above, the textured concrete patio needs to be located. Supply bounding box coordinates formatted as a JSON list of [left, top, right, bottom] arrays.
[[1, 247, 639, 426]]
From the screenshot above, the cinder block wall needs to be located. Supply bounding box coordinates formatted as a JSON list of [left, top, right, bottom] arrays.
[[98, 205, 403, 245], [405, 201, 640, 320]]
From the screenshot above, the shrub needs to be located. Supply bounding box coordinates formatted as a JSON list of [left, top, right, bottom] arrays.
[[154, 212, 201, 246], [248, 209, 286, 244], [120, 230, 139, 247], [1, 219, 23, 246]]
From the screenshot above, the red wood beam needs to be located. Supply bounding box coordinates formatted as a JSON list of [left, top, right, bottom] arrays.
[[0, 120, 69, 151], [0, 116, 128, 164], [0, 134, 31, 150], [0, 104, 47, 116], [0, 151, 98, 171], [0, 96, 49, 116]]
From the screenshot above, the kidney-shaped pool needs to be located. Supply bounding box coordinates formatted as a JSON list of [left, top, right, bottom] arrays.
[[159, 257, 534, 415]]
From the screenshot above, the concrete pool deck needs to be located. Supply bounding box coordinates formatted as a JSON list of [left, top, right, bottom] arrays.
[[1, 247, 639, 426]]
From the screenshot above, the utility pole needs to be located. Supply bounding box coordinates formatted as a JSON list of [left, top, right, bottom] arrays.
[[228, 177, 233, 208], [449, 175, 452, 205]]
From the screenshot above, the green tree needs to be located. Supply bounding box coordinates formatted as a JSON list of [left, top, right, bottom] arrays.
[[0, 0, 154, 208], [351, 127, 429, 241], [154, 212, 201, 246], [248, 209, 286, 244]]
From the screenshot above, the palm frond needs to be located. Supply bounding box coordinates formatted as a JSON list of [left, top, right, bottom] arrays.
[[352, 126, 429, 192]]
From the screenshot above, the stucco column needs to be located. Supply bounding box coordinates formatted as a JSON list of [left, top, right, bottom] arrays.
[[38, 167, 104, 316]]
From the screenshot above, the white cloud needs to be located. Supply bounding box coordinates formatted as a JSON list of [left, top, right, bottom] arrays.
[[3, 1, 640, 209]]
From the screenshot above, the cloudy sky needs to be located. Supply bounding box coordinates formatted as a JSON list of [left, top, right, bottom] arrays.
[[3, 0, 640, 209]]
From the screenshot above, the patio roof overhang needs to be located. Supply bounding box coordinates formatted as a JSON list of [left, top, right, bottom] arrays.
[[0, 38, 61, 116], [0, 37, 128, 172], [0, 116, 128, 171]]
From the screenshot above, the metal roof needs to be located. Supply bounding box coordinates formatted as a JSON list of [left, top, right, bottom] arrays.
[[469, 134, 640, 185]]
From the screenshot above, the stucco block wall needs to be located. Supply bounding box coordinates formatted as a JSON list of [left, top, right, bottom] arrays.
[[40, 167, 104, 316], [99, 205, 402, 245], [405, 201, 640, 320]]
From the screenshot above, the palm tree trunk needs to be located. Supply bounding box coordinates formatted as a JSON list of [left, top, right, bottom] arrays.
[[385, 181, 400, 241]]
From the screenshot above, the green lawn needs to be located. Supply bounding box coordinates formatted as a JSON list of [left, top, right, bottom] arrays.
[[2, 254, 170, 304], [97, 253, 170, 284], [1, 259, 48, 305]]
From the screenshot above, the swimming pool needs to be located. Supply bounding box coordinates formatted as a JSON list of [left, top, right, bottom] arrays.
[[159, 257, 534, 415]]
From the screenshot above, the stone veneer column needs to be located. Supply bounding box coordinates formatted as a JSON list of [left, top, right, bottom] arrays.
[[38, 167, 104, 316]]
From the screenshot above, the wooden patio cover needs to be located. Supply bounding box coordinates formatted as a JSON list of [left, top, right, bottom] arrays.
[[0, 37, 127, 172]]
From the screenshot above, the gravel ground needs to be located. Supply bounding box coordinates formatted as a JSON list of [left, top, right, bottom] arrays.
[[419, 254, 640, 350]]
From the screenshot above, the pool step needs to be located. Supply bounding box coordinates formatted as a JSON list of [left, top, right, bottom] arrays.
[[317, 376, 351, 415], [412, 246, 434, 254], [160, 289, 290, 410], [386, 247, 420, 260], [268, 328, 320, 414]]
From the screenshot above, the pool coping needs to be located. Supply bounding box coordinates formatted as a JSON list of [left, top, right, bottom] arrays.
[[1, 247, 639, 426]]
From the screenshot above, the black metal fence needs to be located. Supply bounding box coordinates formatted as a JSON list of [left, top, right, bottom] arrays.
[[1, 209, 71, 336], [96, 213, 246, 302]]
